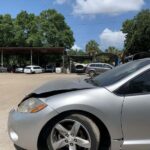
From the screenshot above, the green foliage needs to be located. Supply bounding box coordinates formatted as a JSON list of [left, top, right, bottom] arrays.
[[67, 49, 86, 56], [77, 50, 86, 56], [85, 40, 100, 55], [38, 9, 74, 49], [85, 40, 101, 61], [0, 10, 75, 48], [105, 46, 122, 56], [0, 14, 14, 46], [122, 9, 150, 54]]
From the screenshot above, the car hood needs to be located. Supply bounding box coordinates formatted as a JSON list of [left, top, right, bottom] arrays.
[[34, 78, 96, 94], [22, 77, 96, 101]]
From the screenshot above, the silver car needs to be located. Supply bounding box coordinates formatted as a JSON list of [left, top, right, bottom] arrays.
[[86, 63, 114, 77], [8, 58, 150, 150]]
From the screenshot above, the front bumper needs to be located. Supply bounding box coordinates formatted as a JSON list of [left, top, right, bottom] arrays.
[[8, 106, 58, 150]]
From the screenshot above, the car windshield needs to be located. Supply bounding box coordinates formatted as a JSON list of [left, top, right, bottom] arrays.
[[33, 67, 40, 69], [25, 67, 31, 69], [76, 65, 84, 69], [92, 59, 150, 87]]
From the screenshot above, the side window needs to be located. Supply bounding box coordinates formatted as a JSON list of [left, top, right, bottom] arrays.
[[34, 67, 41, 69], [115, 70, 150, 95], [96, 64, 103, 67], [90, 64, 95, 67], [104, 64, 112, 69]]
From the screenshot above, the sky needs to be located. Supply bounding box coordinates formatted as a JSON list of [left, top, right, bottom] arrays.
[[0, 0, 150, 51]]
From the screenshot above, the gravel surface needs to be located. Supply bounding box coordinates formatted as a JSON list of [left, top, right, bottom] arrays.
[[0, 73, 80, 150]]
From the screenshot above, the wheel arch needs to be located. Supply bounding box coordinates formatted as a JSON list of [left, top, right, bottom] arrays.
[[37, 110, 111, 150]]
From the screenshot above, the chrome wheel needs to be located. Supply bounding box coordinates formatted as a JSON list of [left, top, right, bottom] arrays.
[[50, 119, 91, 150]]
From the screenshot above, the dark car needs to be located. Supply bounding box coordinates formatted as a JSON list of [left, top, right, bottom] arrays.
[[0, 66, 7, 72], [75, 64, 86, 73], [45, 65, 55, 72]]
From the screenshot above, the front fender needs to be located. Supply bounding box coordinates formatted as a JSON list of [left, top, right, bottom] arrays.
[[45, 88, 124, 140]]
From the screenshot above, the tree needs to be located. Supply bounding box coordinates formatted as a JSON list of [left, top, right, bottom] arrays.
[[67, 49, 85, 56], [85, 40, 101, 61], [105, 46, 122, 56], [0, 14, 14, 46], [0, 9, 75, 48], [39, 9, 75, 49], [122, 9, 150, 54], [14, 11, 42, 47]]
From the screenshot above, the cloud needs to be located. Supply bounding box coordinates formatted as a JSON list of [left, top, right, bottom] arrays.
[[72, 44, 82, 50], [55, 0, 67, 4], [99, 28, 126, 50], [73, 0, 144, 15]]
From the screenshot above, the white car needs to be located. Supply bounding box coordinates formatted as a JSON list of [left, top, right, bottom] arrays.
[[15, 67, 24, 73], [24, 65, 43, 74]]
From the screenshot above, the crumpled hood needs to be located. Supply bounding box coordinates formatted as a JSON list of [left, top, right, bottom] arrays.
[[22, 77, 96, 102], [34, 77, 96, 94]]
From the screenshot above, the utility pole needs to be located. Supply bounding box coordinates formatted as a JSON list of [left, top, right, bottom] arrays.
[[1, 49, 3, 67], [62, 49, 65, 73], [30, 49, 33, 65]]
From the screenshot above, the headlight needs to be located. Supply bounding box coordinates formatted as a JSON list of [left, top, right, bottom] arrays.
[[17, 98, 47, 113]]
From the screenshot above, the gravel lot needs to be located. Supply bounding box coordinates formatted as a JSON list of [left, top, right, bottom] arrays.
[[0, 73, 80, 150]]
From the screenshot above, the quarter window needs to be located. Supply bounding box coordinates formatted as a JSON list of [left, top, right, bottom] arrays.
[[104, 64, 112, 69]]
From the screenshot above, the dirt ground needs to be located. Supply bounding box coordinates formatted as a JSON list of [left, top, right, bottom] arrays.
[[0, 73, 80, 150]]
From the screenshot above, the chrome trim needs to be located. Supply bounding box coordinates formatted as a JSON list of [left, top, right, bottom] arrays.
[[124, 139, 150, 145]]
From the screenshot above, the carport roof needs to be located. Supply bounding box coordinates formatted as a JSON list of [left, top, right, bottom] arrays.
[[0, 47, 65, 54]]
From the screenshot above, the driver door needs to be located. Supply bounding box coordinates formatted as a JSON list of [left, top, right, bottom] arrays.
[[120, 70, 150, 150]]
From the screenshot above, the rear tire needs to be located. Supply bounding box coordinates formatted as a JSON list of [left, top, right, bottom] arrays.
[[47, 114, 100, 150]]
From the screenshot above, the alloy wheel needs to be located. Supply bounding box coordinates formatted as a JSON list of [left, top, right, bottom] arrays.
[[50, 119, 91, 150]]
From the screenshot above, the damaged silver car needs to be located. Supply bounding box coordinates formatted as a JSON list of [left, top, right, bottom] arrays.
[[8, 58, 150, 150]]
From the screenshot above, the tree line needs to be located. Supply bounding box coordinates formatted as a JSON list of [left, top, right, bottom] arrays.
[[69, 9, 150, 58], [0, 9, 75, 49], [0, 9, 150, 56]]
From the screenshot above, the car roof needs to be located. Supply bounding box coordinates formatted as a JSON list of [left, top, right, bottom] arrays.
[[89, 62, 108, 64], [133, 57, 150, 62], [26, 65, 40, 67], [127, 58, 150, 66]]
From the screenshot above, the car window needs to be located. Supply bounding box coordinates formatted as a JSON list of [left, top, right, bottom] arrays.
[[90, 64, 96, 67], [47, 65, 53, 68], [115, 70, 150, 95], [96, 64, 103, 67], [25, 67, 31, 69], [76, 65, 84, 69], [103, 64, 112, 69], [93, 59, 150, 87], [33, 67, 41, 69]]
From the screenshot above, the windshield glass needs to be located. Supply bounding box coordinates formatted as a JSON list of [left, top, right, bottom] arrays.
[[92, 59, 150, 87]]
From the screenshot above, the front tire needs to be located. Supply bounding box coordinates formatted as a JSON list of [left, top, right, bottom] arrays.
[[47, 114, 100, 150]]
